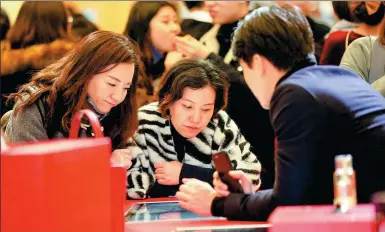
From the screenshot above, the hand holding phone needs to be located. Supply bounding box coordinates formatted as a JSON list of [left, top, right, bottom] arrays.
[[212, 152, 244, 193]]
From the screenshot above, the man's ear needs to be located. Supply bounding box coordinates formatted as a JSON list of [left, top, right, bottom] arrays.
[[251, 54, 264, 76], [255, 54, 271, 78]]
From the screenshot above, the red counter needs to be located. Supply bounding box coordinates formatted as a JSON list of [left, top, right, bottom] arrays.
[[268, 204, 377, 232], [124, 197, 269, 232]]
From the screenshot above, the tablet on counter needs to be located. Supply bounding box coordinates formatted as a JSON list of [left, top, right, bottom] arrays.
[[125, 201, 226, 223]]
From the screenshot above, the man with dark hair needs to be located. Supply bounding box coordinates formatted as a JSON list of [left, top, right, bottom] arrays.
[[176, 5, 385, 221]]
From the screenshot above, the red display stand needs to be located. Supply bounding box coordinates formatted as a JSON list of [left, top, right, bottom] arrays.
[[1, 110, 126, 232], [268, 204, 377, 232]]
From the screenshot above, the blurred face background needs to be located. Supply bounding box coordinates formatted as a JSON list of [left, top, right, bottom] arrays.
[[149, 5, 181, 53], [205, 1, 249, 24]]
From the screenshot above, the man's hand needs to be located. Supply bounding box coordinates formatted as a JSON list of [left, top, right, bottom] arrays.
[[110, 148, 132, 169], [176, 178, 216, 216], [155, 161, 183, 185], [213, 171, 256, 196]]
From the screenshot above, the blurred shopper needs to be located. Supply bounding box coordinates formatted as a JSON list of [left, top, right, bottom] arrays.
[[320, 1, 385, 65], [181, 1, 213, 39], [341, 17, 385, 96], [330, 1, 357, 32], [1, 1, 75, 115], [65, 2, 99, 39], [275, 1, 331, 63], [123, 2, 182, 107]]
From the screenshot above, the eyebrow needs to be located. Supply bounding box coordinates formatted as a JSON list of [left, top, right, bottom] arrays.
[[107, 75, 131, 85], [181, 98, 214, 106]]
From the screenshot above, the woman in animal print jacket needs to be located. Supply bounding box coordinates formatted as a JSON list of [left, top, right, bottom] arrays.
[[127, 59, 261, 199]]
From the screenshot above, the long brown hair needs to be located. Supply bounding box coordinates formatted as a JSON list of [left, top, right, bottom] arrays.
[[9, 31, 139, 149], [6, 1, 72, 49]]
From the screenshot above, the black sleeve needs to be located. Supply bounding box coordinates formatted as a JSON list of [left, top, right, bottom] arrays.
[[179, 163, 215, 186], [211, 84, 327, 221], [212, 190, 275, 221]]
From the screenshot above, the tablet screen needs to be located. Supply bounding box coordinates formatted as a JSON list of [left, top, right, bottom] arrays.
[[125, 201, 225, 222]]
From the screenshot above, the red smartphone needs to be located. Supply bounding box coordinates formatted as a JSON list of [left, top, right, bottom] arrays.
[[212, 152, 244, 193]]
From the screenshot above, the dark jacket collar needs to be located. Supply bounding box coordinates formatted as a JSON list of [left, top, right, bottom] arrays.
[[276, 53, 318, 87]]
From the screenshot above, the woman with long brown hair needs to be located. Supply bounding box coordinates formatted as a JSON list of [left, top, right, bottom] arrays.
[[4, 31, 139, 167]]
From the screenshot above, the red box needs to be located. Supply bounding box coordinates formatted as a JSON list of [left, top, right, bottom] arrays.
[[268, 204, 376, 232], [1, 110, 126, 232]]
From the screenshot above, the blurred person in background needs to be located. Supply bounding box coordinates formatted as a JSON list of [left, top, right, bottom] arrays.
[[275, 1, 331, 63], [0, 8, 10, 40], [330, 1, 357, 32], [320, 1, 385, 65], [123, 1, 182, 107], [182, 1, 212, 23], [1, 1, 75, 115], [173, 1, 276, 189], [4, 31, 139, 169], [181, 1, 213, 40], [64, 1, 99, 39], [341, 13, 385, 96]]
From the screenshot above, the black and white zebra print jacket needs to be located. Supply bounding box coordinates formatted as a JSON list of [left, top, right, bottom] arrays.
[[127, 102, 261, 199]]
